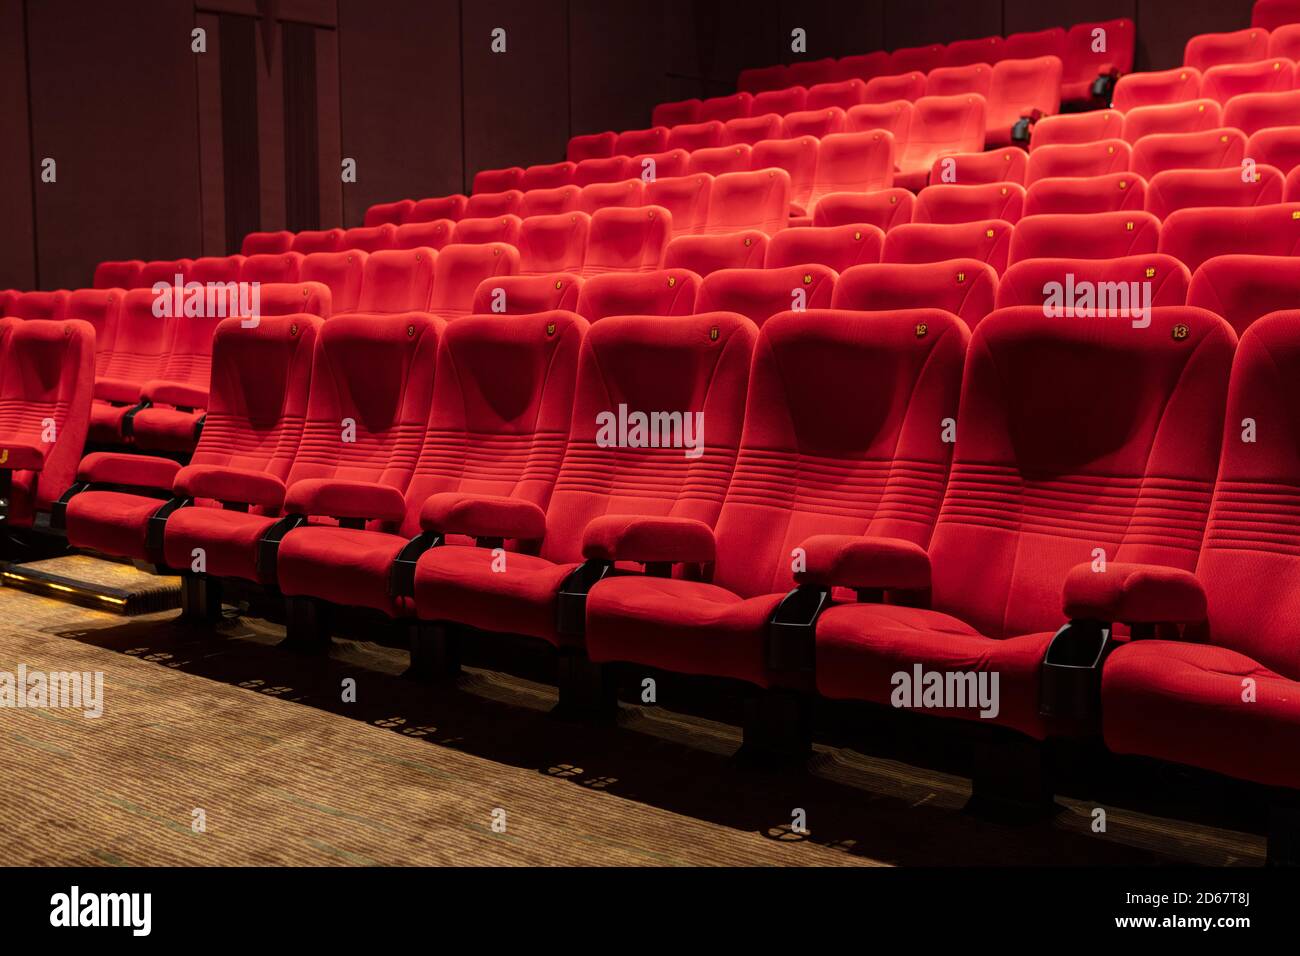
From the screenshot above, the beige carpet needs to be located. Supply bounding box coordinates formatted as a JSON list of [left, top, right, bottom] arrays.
[[0, 582, 1266, 866]]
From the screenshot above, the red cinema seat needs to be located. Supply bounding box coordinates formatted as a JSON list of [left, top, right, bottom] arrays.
[[162, 313, 442, 587], [516, 212, 591, 275], [913, 183, 1025, 225], [806, 79, 867, 112], [812, 188, 915, 230], [413, 312, 755, 652], [5, 291, 66, 320], [863, 72, 927, 105], [738, 65, 788, 95], [450, 215, 523, 247], [896, 94, 988, 191], [65, 314, 318, 561], [804, 131, 894, 216], [1188, 254, 1300, 334], [688, 144, 753, 178], [653, 99, 701, 129], [764, 224, 885, 272], [253, 281, 332, 320], [355, 248, 437, 315], [0, 318, 94, 527], [61, 289, 122, 376], [138, 259, 194, 289], [703, 169, 791, 236], [428, 243, 519, 321], [241, 232, 295, 256], [1009, 210, 1160, 265], [1030, 109, 1124, 150], [929, 146, 1028, 186], [724, 113, 785, 146], [662, 232, 768, 276], [696, 264, 836, 326], [754, 85, 800, 119], [1006, 27, 1067, 62], [573, 270, 698, 321], [1223, 89, 1300, 137], [301, 251, 368, 314], [786, 59, 839, 89], [573, 156, 633, 187], [1100, 309, 1300, 801], [1062, 18, 1136, 104], [832, 260, 998, 328], [1247, 126, 1300, 175], [472, 274, 583, 316], [782, 107, 846, 139], [985, 56, 1064, 149], [364, 199, 414, 228], [845, 100, 914, 146], [1256, 0, 1300, 29], [1131, 128, 1247, 181], [1024, 172, 1147, 215], [567, 131, 617, 163], [579, 179, 645, 214], [242, 252, 304, 284], [395, 219, 455, 252], [615, 126, 671, 158], [644, 174, 712, 237], [995, 254, 1191, 311], [925, 63, 993, 99], [1145, 165, 1285, 219], [473, 166, 524, 195], [837, 52, 890, 83], [815, 305, 1232, 742], [944, 36, 1004, 68], [342, 224, 398, 253], [464, 189, 524, 219], [1121, 99, 1222, 144], [889, 44, 944, 75], [86, 289, 171, 445], [631, 148, 690, 181], [1201, 57, 1295, 105], [1025, 139, 1132, 185], [93, 260, 143, 290], [581, 206, 671, 276], [291, 229, 345, 255], [699, 92, 754, 123], [1113, 67, 1203, 112], [1185, 28, 1271, 73], [408, 195, 468, 223], [751, 137, 818, 215], [276, 310, 585, 620], [751, 88, 806, 118], [1159, 203, 1300, 271], [519, 185, 581, 218], [883, 219, 1013, 274], [666, 120, 725, 154], [585, 307, 967, 693], [1271, 22, 1300, 58]]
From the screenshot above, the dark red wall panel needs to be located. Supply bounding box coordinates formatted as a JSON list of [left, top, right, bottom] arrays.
[[0, 0, 36, 291]]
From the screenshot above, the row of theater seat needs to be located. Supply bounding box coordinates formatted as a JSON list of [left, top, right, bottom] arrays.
[[50, 301, 1300, 822]]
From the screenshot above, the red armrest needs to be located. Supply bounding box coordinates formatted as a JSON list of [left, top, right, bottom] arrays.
[[0, 442, 46, 472], [582, 515, 715, 564], [793, 535, 931, 590], [419, 492, 546, 539], [94, 377, 143, 404], [284, 478, 405, 524], [78, 452, 178, 488], [1062, 562, 1206, 624], [141, 380, 208, 409], [174, 465, 286, 510]]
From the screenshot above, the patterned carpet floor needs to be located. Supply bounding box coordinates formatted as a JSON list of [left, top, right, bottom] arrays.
[[0, 580, 1267, 866]]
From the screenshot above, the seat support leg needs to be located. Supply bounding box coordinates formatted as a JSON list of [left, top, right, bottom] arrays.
[[282, 595, 332, 653], [406, 621, 461, 681], [1267, 796, 1300, 867], [553, 650, 616, 723], [968, 726, 1057, 819], [178, 573, 222, 625], [737, 688, 812, 767]]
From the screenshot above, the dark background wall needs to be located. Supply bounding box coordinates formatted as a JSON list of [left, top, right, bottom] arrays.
[[0, 0, 1259, 291]]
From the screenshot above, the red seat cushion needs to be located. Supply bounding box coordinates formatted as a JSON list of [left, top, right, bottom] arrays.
[[130, 406, 203, 453], [816, 602, 1056, 739], [1102, 640, 1300, 789], [586, 576, 787, 686], [162, 507, 277, 582], [64, 490, 164, 561], [277, 526, 411, 615]]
